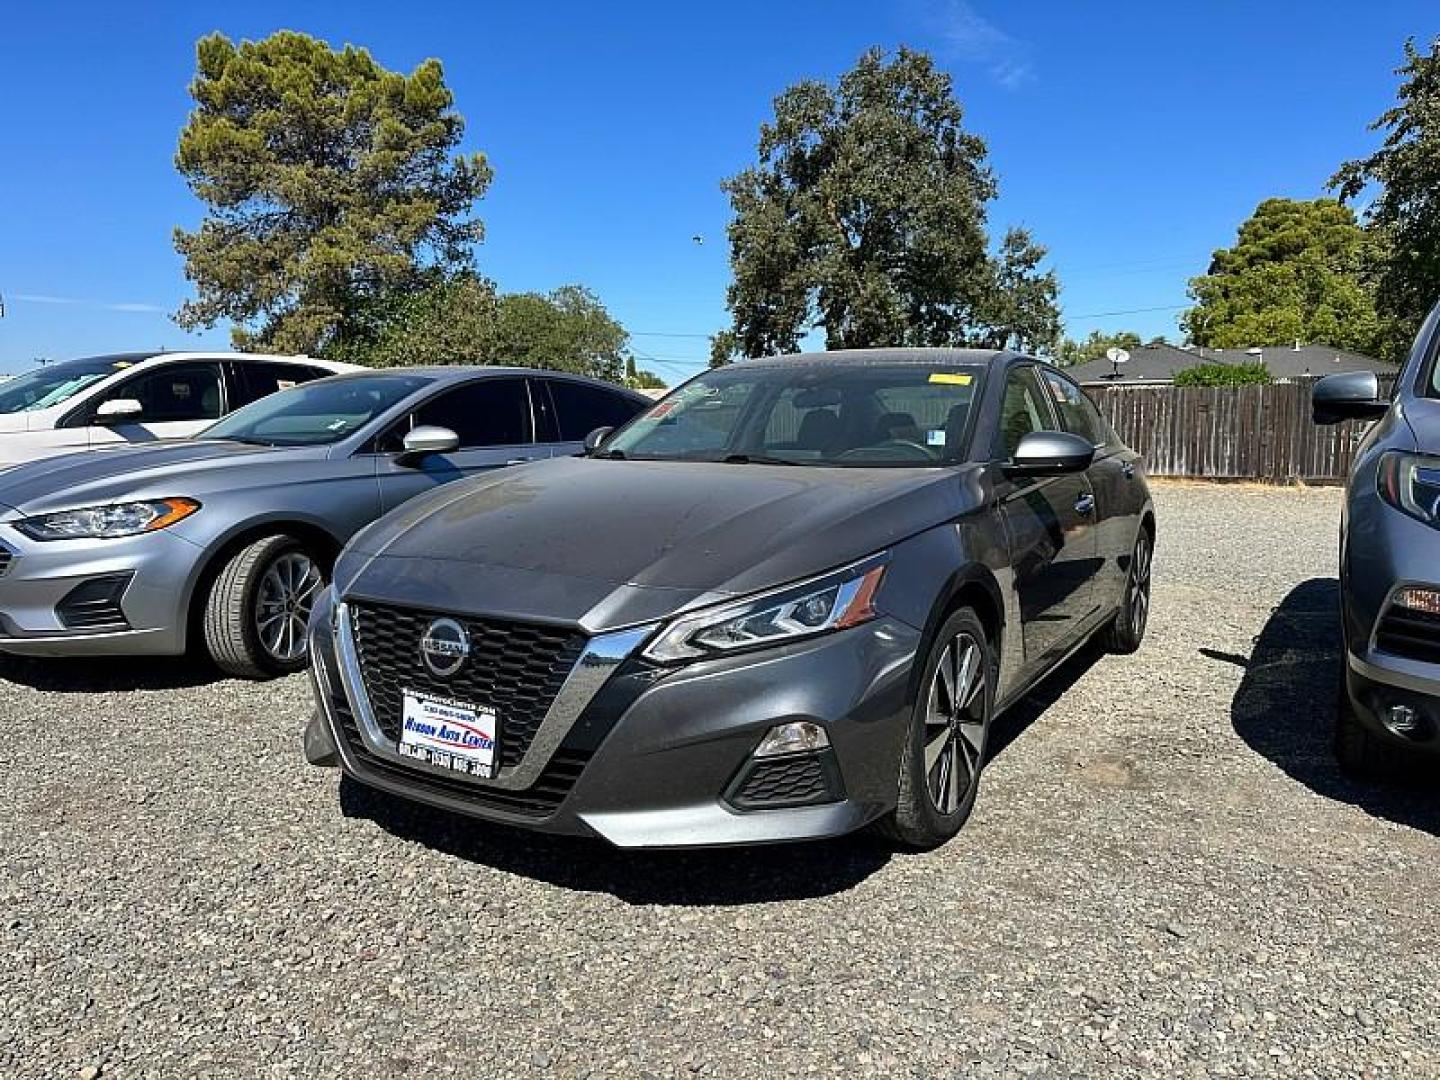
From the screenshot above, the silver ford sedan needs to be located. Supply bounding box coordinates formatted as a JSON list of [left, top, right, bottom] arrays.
[[0, 367, 648, 677]]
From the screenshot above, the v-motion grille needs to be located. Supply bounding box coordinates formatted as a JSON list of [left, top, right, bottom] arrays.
[[349, 602, 585, 769]]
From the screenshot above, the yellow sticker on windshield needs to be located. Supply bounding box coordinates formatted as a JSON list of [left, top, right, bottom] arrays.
[[929, 373, 972, 385]]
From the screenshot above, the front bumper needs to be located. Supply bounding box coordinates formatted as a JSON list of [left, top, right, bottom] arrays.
[[0, 524, 198, 657], [306, 590, 922, 848]]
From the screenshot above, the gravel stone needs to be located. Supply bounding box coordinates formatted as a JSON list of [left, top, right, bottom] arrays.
[[2, 482, 1438, 1077]]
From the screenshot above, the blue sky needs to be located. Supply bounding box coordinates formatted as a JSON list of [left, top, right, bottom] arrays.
[[0, 1, 1432, 381]]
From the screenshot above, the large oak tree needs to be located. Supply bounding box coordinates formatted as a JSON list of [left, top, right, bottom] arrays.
[[713, 48, 1058, 363]]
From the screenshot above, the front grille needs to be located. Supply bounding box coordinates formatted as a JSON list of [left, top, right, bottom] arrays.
[[1375, 605, 1440, 665], [350, 602, 585, 769], [331, 696, 588, 818], [0, 545, 13, 578], [726, 751, 844, 811]]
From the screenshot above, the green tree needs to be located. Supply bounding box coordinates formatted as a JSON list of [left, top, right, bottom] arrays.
[[714, 47, 1059, 361], [624, 356, 666, 390], [1054, 329, 1142, 368], [1180, 198, 1386, 357], [329, 273, 499, 368], [1332, 36, 1440, 350], [1173, 362, 1272, 388], [490, 286, 629, 382], [173, 31, 492, 354]]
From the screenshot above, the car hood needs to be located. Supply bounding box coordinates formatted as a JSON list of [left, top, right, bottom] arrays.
[[0, 413, 32, 434], [0, 439, 326, 515], [338, 455, 970, 631]]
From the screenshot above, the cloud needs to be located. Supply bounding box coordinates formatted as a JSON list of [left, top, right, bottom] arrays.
[[12, 293, 167, 314], [922, 0, 1036, 89]]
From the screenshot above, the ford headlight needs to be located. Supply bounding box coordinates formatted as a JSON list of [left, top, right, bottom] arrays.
[[643, 556, 888, 663], [14, 498, 201, 541], [1378, 452, 1440, 528]]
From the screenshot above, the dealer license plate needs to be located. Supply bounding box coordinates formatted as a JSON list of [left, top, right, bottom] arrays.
[[397, 689, 498, 779]]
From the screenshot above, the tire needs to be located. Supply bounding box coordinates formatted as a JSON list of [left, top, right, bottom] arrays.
[[876, 606, 994, 850], [203, 534, 326, 680], [1103, 525, 1152, 654]]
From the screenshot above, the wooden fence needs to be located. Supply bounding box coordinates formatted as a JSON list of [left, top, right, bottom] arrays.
[[1089, 379, 1371, 483]]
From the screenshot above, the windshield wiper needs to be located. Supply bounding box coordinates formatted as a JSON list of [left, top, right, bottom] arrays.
[[218, 436, 276, 447], [720, 453, 801, 466], [591, 448, 626, 459]]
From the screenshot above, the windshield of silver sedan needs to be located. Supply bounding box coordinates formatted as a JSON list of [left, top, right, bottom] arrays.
[[601, 363, 983, 466], [203, 374, 433, 447]]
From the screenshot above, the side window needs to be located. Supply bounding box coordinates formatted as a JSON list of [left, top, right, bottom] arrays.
[[95, 362, 223, 423], [233, 362, 329, 408], [545, 380, 644, 442], [997, 366, 1056, 458], [384, 377, 533, 451], [1039, 370, 1109, 446]]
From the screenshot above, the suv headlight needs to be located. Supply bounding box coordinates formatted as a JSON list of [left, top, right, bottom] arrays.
[[1378, 452, 1440, 528], [14, 498, 200, 541], [643, 556, 888, 663]]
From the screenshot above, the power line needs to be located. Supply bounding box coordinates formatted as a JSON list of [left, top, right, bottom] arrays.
[[1065, 303, 1189, 319]]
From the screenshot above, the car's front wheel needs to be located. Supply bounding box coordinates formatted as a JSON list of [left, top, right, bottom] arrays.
[[1103, 526, 1152, 654], [203, 534, 326, 679], [878, 606, 994, 849]]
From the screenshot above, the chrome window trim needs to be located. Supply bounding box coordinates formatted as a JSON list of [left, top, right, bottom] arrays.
[[331, 600, 654, 791]]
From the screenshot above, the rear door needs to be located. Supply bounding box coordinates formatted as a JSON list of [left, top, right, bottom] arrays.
[[538, 377, 647, 453], [78, 360, 226, 447], [994, 364, 1099, 665], [1037, 367, 1143, 609], [373, 376, 543, 512]]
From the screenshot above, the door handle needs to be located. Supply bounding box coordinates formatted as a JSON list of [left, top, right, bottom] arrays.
[[1075, 493, 1096, 515]]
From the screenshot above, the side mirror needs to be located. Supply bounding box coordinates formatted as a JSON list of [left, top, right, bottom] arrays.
[[583, 426, 614, 454], [1005, 431, 1096, 477], [1313, 371, 1389, 424], [397, 425, 459, 465], [94, 398, 143, 422]]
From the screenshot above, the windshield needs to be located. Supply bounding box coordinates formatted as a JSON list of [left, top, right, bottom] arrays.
[[603, 362, 984, 466], [0, 356, 140, 413], [202, 374, 433, 447]]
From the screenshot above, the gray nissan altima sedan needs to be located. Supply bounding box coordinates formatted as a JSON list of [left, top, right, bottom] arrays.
[[0, 367, 649, 677], [1312, 297, 1440, 773], [305, 349, 1156, 849]]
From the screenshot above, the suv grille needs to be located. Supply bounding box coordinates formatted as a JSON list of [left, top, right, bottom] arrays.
[[0, 545, 13, 579], [330, 696, 589, 818], [1375, 604, 1440, 665], [350, 602, 586, 769]]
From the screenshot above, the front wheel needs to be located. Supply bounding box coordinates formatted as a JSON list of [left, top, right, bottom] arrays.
[[877, 607, 994, 850], [1103, 526, 1152, 654], [203, 535, 326, 679]]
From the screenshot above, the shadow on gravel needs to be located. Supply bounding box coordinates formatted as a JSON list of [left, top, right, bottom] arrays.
[[1228, 577, 1440, 837], [987, 639, 1106, 763], [339, 776, 891, 905], [0, 654, 224, 692]]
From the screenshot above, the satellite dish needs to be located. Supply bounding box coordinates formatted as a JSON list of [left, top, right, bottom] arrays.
[[1105, 347, 1130, 365]]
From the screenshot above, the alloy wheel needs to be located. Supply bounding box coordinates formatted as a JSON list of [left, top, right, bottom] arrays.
[[923, 631, 987, 815], [255, 552, 322, 662], [1129, 534, 1152, 638]]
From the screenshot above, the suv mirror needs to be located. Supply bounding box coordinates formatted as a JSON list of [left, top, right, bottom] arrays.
[[1005, 431, 1095, 477], [583, 426, 614, 454], [398, 425, 459, 464], [94, 398, 143, 422], [1313, 371, 1389, 424]]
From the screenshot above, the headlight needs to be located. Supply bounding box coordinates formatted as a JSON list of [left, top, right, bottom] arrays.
[[643, 556, 888, 663], [14, 498, 201, 541], [1378, 452, 1440, 528]]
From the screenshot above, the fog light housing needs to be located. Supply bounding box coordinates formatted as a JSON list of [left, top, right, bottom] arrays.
[[754, 721, 829, 758], [1383, 704, 1422, 737], [1394, 587, 1440, 615]]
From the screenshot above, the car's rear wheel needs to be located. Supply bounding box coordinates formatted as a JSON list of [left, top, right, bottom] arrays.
[[878, 607, 993, 849], [1103, 526, 1152, 654], [203, 534, 325, 680]]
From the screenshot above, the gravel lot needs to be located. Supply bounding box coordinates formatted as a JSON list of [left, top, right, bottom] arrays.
[[3, 483, 1438, 1079]]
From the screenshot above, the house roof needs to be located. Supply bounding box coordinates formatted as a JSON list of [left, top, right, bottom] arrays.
[[1067, 342, 1395, 385]]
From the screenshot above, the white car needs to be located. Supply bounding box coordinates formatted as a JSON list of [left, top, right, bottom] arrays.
[[0, 351, 359, 465]]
